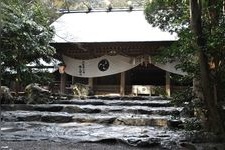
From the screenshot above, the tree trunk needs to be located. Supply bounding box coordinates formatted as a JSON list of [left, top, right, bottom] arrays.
[[15, 66, 22, 94], [224, 0, 225, 14], [190, 0, 225, 134]]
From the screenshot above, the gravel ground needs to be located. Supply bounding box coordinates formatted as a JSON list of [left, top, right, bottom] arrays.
[[1, 140, 162, 150]]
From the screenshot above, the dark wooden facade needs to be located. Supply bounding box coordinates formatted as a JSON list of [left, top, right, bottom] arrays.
[[51, 41, 179, 96], [52, 41, 173, 60]]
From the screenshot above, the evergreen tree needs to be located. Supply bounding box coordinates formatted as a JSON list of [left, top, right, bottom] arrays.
[[145, 0, 225, 134]]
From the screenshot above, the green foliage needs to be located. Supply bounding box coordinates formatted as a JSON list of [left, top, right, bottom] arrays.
[[154, 86, 167, 97], [22, 71, 54, 86], [144, 0, 225, 98], [171, 87, 205, 130], [1, 0, 56, 87], [144, 0, 189, 33], [183, 117, 203, 131], [170, 74, 192, 86], [145, 0, 199, 76], [145, 0, 225, 75], [144, 0, 225, 132], [171, 87, 193, 107], [2, 70, 54, 87]]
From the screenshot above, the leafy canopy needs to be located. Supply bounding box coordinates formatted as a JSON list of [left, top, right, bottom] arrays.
[[1, 0, 56, 86], [144, 0, 225, 77], [144, 0, 225, 133]]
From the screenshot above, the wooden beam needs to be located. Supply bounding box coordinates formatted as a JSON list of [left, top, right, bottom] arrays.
[[53, 41, 173, 59]]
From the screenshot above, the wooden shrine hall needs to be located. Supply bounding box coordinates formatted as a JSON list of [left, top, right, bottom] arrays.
[[50, 9, 185, 96]]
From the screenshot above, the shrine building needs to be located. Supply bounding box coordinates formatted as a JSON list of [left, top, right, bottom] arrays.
[[50, 9, 185, 96]]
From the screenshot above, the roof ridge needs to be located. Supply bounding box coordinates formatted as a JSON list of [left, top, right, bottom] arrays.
[[58, 8, 144, 14]]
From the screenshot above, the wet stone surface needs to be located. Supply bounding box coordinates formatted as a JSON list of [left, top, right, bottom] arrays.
[[1, 97, 225, 149], [1, 121, 186, 147]]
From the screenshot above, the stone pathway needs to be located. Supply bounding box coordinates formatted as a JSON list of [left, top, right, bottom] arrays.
[[1, 96, 224, 149]]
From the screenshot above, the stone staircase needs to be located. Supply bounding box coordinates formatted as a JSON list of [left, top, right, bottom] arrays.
[[1, 96, 187, 148]]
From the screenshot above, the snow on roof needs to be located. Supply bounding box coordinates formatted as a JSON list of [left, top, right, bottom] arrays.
[[51, 10, 177, 43]]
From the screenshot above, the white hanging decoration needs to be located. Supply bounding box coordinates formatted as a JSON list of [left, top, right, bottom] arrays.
[[153, 61, 187, 76], [62, 55, 142, 77], [63, 54, 187, 77]]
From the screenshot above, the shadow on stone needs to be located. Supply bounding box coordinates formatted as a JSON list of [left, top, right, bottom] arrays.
[[41, 114, 73, 123]]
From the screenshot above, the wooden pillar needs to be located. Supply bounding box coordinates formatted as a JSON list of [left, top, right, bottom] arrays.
[[88, 78, 94, 95], [165, 71, 171, 97], [120, 72, 125, 96], [88, 78, 93, 89], [60, 73, 66, 94], [71, 76, 75, 85]]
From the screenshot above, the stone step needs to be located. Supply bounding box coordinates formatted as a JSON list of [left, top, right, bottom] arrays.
[[53, 99, 172, 107], [1, 120, 186, 149], [1, 110, 180, 127], [86, 95, 164, 100], [1, 104, 182, 116], [75, 105, 182, 116], [2, 111, 73, 123], [72, 113, 170, 127]]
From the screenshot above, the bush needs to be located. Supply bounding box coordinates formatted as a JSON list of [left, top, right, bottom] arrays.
[[183, 118, 203, 131]]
